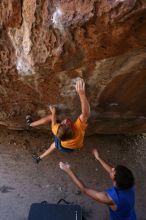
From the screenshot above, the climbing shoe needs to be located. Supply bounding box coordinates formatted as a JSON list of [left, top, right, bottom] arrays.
[[32, 154, 41, 164], [26, 115, 32, 126]]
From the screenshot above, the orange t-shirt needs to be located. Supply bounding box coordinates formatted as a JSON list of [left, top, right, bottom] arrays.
[[52, 117, 87, 149]]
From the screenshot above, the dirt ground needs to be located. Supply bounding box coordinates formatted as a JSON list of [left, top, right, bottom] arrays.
[[0, 126, 146, 220]]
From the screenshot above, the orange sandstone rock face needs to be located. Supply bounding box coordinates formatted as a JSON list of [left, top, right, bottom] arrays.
[[0, 0, 146, 134]]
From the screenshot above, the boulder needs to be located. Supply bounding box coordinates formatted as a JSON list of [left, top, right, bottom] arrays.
[[0, 0, 146, 134]]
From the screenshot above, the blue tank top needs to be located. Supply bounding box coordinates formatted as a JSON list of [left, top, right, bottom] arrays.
[[106, 186, 137, 220]]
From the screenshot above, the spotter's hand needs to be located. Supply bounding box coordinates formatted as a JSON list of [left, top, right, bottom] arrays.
[[59, 162, 70, 172]]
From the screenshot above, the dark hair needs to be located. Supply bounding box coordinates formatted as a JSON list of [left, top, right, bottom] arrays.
[[114, 165, 135, 190], [57, 125, 74, 141]]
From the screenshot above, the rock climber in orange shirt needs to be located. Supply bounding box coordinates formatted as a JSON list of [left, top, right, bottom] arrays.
[[26, 78, 90, 163]]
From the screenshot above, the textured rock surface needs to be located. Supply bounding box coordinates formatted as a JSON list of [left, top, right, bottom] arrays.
[[0, 0, 146, 134]]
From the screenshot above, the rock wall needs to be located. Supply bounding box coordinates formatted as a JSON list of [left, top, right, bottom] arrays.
[[0, 0, 146, 134]]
